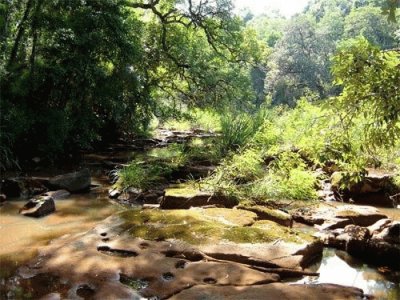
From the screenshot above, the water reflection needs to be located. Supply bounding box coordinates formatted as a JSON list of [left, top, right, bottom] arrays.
[[295, 248, 400, 299]]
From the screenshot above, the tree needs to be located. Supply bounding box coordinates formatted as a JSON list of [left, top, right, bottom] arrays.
[[382, 0, 400, 22], [266, 16, 334, 105], [344, 6, 398, 49], [0, 0, 262, 167], [331, 37, 400, 147]]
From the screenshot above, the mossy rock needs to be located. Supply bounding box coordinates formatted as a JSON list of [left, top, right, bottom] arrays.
[[119, 208, 313, 245], [200, 207, 257, 226], [161, 185, 237, 209], [237, 204, 293, 227], [164, 186, 200, 198], [252, 220, 314, 243]]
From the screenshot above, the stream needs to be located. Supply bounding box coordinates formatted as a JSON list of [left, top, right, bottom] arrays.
[[1, 134, 400, 299], [2, 188, 399, 298]]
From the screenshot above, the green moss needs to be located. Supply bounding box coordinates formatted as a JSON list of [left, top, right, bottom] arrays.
[[252, 220, 315, 243], [164, 186, 200, 198], [201, 208, 257, 226], [223, 226, 279, 243], [237, 204, 291, 221], [119, 208, 313, 245]]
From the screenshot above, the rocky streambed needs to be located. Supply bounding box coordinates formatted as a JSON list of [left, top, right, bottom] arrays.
[[1, 130, 399, 299]]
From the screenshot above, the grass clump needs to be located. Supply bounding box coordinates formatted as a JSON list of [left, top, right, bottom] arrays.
[[249, 152, 318, 201], [207, 150, 318, 202], [218, 109, 266, 154]]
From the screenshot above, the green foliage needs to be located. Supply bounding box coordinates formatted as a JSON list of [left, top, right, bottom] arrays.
[[218, 109, 266, 154], [331, 37, 400, 148], [382, 0, 400, 22], [118, 138, 223, 189], [117, 161, 170, 190], [214, 148, 264, 185], [1, 0, 262, 167], [162, 108, 221, 132], [207, 146, 318, 201], [250, 152, 319, 201], [148, 143, 189, 169], [258, 0, 399, 106], [187, 138, 222, 165]]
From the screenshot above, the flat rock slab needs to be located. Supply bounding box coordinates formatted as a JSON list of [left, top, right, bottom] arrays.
[[160, 186, 237, 209], [170, 283, 366, 300], [19, 208, 327, 299], [199, 239, 323, 269], [118, 208, 313, 246], [293, 204, 387, 230], [22, 217, 279, 299]]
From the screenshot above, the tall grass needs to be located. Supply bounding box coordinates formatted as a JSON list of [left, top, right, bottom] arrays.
[[218, 109, 267, 154]]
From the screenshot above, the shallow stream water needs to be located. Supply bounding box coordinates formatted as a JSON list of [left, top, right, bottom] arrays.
[[294, 248, 400, 299], [0, 187, 120, 279]]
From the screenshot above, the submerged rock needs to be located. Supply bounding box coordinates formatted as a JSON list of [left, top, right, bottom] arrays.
[[48, 169, 91, 193], [19, 195, 55, 218]]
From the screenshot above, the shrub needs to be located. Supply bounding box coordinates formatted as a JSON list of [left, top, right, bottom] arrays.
[[117, 161, 171, 190]]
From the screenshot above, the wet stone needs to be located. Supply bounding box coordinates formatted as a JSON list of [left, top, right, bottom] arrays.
[[120, 274, 149, 290], [76, 284, 95, 299], [162, 272, 175, 281]]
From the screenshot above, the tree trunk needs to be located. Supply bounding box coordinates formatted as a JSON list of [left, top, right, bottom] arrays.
[[8, 0, 33, 67]]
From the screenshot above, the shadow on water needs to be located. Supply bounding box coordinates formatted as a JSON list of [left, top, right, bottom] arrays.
[[291, 248, 400, 299]]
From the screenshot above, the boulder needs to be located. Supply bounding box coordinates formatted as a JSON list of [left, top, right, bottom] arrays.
[[49, 169, 91, 193], [19, 195, 55, 217], [113, 188, 164, 206], [0, 177, 48, 199], [160, 186, 237, 209], [331, 171, 399, 207], [237, 204, 293, 227], [0, 178, 21, 198], [372, 221, 400, 244], [108, 187, 122, 199], [367, 218, 392, 235], [317, 218, 400, 269]]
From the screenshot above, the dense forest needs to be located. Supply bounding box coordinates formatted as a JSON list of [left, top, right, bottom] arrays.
[[0, 0, 399, 171]]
